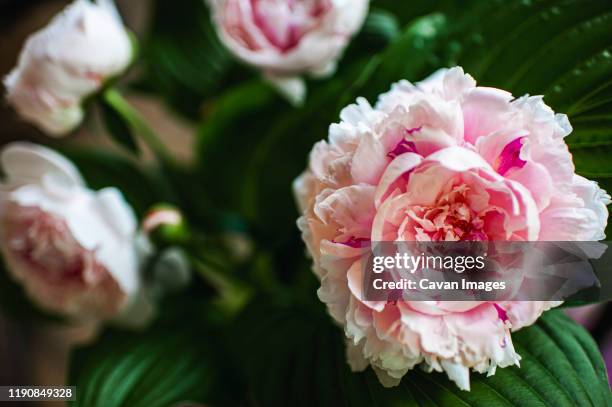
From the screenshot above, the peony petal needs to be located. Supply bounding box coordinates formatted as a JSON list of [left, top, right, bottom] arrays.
[[0, 142, 84, 188], [350, 132, 388, 185], [426, 146, 492, 172], [374, 152, 422, 207], [462, 87, 515, 144]]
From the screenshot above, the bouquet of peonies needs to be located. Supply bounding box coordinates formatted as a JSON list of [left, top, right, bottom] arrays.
[[1, 1, 611, 406]]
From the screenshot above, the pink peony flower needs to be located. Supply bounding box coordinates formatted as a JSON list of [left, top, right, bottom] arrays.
[[294, 67, 610, 390], [4, 0, 132, 136], [208, 0, 369, 104], [0, 143, 143, 321]]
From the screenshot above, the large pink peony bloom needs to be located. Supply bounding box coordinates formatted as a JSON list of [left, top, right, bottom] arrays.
[[294, 67, 610, 390], [208, 0, 369, 104], [0, 143, 143, 321]]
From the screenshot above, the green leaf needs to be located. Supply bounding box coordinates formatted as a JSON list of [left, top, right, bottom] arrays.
[[196, 80, 283, 214], [99, 97, 139, 155], [232, 302, 611, 407], [240, 77, 350, 238], [140, 0, 241, 120], [69, 318, 237, 407], [349, 13, 446, 103]]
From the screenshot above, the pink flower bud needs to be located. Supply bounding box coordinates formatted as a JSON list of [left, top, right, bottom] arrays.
[[142, 205, 188, 246], [4, 0, 133, 135]]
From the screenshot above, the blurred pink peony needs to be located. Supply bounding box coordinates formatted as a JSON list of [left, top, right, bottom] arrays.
[[0, 143, 143, 321], [208, 0, 369, 104], [294, 67, 610, 390], [4, 0, 132, 136]]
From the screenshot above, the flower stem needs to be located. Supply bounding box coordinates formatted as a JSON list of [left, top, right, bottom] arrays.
[[190, 254, 252, 316], [102, 87, 174, 164]]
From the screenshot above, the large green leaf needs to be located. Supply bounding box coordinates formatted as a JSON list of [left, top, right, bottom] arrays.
[[343, 13, 446, 104], [232, 302, 611, 407], [196, 80, 284, 215], [68, 305, 239, 407]]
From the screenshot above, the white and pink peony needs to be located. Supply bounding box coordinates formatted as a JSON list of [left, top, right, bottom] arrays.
[[208, 0, 369, 104], [294, 67, 610, 390], [4, 0, 132, 136], [0, 142, 142, 321]]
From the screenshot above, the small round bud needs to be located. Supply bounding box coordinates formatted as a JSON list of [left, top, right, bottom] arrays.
[[142, 204, 189, 247]]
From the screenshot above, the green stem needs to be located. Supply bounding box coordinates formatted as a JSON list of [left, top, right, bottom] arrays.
[[190, 254, 252, 316], [102, 87, 174, 164]]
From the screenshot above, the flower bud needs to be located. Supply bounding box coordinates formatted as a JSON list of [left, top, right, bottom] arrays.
[[4, 0, 133, 135], [143, 204, 189, 247]]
